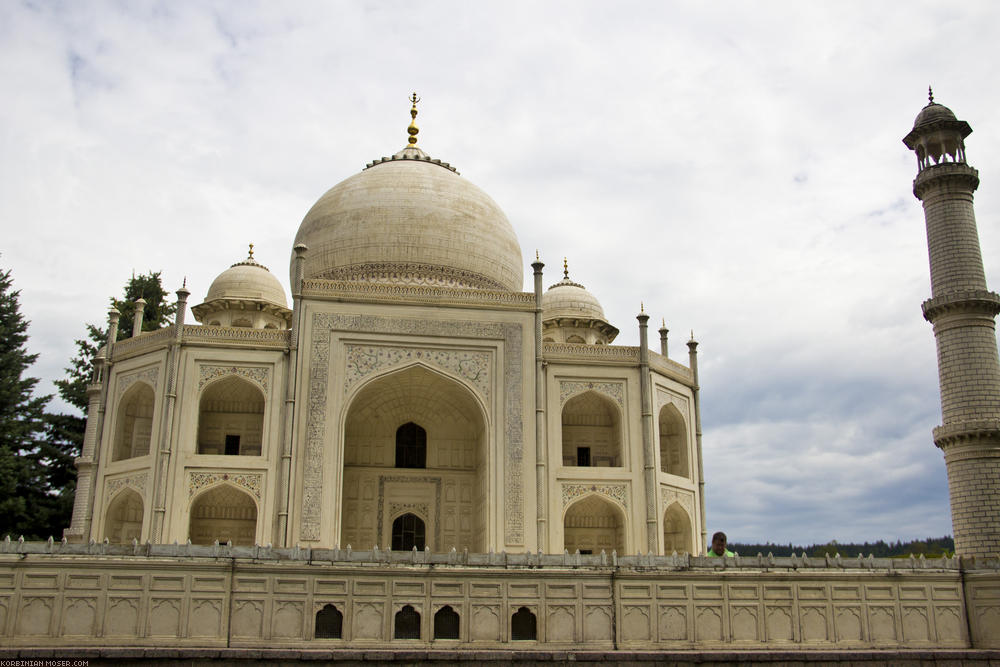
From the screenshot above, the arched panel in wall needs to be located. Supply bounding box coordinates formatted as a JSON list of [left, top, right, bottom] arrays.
[[197, 376, 265, 456], [561, 391, 621, 467], [188, 484, 258, 546], [112, 383, 155, 462], [563, 494, 625, 555], [341, 364, 488, 552], [658, 403, 689, 478], [104, 489, 144, 544], [663, 502, 693, 555]]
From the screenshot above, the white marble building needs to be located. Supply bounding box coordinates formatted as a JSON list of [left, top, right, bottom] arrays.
[[64, 102, 705, 557]]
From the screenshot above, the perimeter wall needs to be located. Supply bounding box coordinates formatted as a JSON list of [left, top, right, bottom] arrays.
[[1, 543, 998, 650]]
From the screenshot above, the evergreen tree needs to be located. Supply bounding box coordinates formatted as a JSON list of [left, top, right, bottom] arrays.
[[0, 265, 51, 539]]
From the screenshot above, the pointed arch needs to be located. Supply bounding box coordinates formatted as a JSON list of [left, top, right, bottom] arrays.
[[112, 382, 155, 461], [341, 363, 489, 552], [104, 488, 143, 544], [561, 390, 621, 467], [662, 501, 693, 555], [563, 494, 626, 555], [188, 483, 258, 546], [658, 403, 689, 478], [197, 375, 265, 456]]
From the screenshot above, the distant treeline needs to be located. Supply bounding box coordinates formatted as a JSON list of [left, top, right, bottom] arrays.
[[728, 536, 954, 558]]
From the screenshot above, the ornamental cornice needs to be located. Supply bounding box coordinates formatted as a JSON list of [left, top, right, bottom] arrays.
[[561, 483, 628, 512], [315, 262, 506, 291], [932, 419, 1000, 450], [345, 345, 491, 402], [559, 380, 624, 407], [198, 365, 270, 393], [191, 299, 292, 322], [912, 163, 980, 199], [542, 317, 620, 341], [921, 290, 1000, 322], [110, 327, 175, 361], [181, 325, 290, 349], [300, 278, 534, 311], [544, 343, 640, 365], [188, 471, 262, 500]]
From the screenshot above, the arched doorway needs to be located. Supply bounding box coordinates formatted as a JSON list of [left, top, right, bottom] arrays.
[[341, 365, 488, 552], [663, 502, 693, 554], [391, 513, 426, 551], [658, 404, 689, 477], [104, 489, 143, 543], [188, 485, 258, 546], [112, 383, 154, 461], [561, 391, 621, 467], [197, 376, 265, 456], [563, 495, 626, 554]]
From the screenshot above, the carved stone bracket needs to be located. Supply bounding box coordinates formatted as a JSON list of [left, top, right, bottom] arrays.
[[117, 367, 159, 400], [560, 381, 624, 408], [561, 483, 629, 511], [106, 472, 148, 501], [301, 313, 523, 545], [198, 364, 270, 393], [345, 345, 491, 402], [189, 471, 262, 500]]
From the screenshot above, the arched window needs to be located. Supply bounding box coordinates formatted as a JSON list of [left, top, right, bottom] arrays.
[[394, 605, 421, 639], [511, 607, 537, 641], [188, 485, 258, 546], [104, 489, 143, 544], [197, 376, 265, 456], [563, 495, 626, 555], [658, 404, 689, 478], [112, 383, 155, 461], [565, 335, 586, 344], [315, 604, 343, 639], [561, 391, 621, 467], [395, 422, 426, 468], [663, 503, 693, 555], [392, 513, 426, 551], [433, 605, 460, 639]]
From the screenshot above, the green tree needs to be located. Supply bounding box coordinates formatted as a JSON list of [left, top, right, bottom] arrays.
[[0, 264, 52, 539]]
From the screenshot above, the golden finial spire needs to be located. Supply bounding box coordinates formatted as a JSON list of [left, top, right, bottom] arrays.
[[662, 318, 666, 327], [535, 249, 539, 261], [690, 329, 695, 341], [563, 257, 569, 279], [182, 276, 187, 289], [407, 92, 420, 145], [248, 242, 254, 260], [640, 301, 645, 313], [928, 86, 934, 104]]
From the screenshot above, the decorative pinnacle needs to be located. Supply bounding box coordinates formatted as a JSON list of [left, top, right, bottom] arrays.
[[662, 318, 666, 328], [536, 249, 539, 261], [641, 301, 645, 313], [182, 277, 187, 289], [690, 329, 695, 341], [248, 243, 254, 260], [928, 86, 934, 104], [563, 257, 569, 279], [407, 92, 420, 145]]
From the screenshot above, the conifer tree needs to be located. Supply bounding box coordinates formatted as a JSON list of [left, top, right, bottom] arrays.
[[0, 264, 51, 539]]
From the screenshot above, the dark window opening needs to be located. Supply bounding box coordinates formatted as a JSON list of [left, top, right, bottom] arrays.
[[511, 607, 537, 640], [579, 549, 593, 555], [392, 513, 426, 551], [315, 604, 343, 639], [225, 434, 241, 456], [395, 422, 427, 468], [576, 446, 591, 467], [394, 604, 421, 639], [433, 605, 460, 639]]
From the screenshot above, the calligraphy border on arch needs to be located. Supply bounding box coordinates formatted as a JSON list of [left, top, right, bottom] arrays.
[[561, 482, 629, 512], [106, 472, 148, 502], [655, 388, 690, 420], [660, 486, 695, 521], [344, 345, 491, 403], [117, 367, 159, 400], [301, 313, 523, 545], [198, 364, 270, 393]]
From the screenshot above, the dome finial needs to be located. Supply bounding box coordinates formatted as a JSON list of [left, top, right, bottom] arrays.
[[563, 257, 569, 279], [407, 92, 420, 145], [928, 86, 934, 104], [248, 242, 254, 260]]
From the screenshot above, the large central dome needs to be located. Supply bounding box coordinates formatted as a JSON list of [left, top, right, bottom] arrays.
[[292, 145, 523, 292]]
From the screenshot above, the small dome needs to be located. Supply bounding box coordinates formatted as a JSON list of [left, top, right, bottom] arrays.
[[205, 251, 288, 308], [543, 276, 607, 321], [913, 102, 957, 129], [292, 145, 523, 292]]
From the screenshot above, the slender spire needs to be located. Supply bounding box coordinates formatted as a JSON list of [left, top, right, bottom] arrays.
[[640, 301, 645, 313], [563, 257, 569, 279], [928, 85, 934, 104], [248, 242, 254, 260], [407, 92, 420, 145]]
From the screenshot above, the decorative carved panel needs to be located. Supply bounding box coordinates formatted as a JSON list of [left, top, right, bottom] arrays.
[[345, 345, 491, 402], [198, 365, 270, 393], [560, 381, 624, 408]]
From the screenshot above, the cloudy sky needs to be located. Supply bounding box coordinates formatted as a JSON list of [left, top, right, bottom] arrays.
[[3, 1, 999, 546]]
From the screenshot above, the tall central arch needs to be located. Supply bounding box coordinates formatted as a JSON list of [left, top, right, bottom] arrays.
[[340, 365, 488, 552]]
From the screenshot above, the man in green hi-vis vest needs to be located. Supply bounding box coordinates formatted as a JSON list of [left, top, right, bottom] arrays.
[[707, 531, 735, 557]]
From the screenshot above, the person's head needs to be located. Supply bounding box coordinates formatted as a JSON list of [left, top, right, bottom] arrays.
[[711, 531, 727, 554]]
